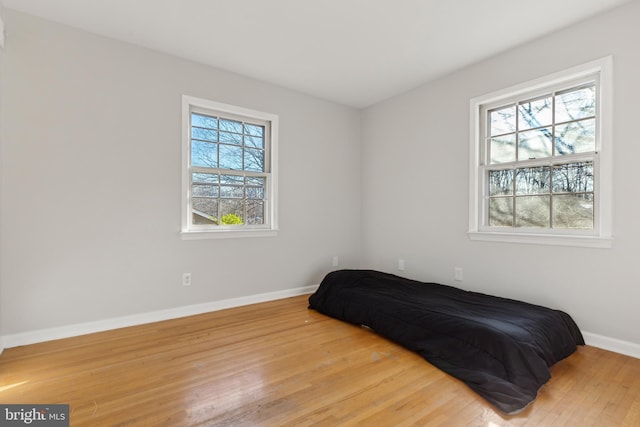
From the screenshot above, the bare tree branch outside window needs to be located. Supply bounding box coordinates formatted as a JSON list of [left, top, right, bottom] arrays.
[[190, 113, 267, 226], [486, 84, 596, 229]]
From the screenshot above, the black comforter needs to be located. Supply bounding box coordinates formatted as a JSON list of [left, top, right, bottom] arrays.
[[308, 270, 584, 414]]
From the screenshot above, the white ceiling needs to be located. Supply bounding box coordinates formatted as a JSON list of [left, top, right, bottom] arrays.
[[2, 0, 633, 108]]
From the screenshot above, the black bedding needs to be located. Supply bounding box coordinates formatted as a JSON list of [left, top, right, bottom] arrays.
[[308, 269, 584, 414]]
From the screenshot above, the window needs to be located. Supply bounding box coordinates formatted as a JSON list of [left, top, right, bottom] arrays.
[[181, 96, 278, 239], [469, 57, 612, 248]]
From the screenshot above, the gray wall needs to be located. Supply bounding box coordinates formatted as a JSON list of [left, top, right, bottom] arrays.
[[361, 1, 640, 346], [0, 10, 362, 335]]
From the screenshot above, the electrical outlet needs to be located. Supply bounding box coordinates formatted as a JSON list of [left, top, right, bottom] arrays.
[[332, 256, 339, 267], [182, 273, 192, 286], [454, 267, 463, 281], [398, 259, 405, 271]]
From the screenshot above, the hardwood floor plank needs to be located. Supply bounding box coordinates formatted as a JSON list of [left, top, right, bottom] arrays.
[[1, 295, 639, 426]]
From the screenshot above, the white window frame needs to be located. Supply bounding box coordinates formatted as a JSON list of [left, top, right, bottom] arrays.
[[181, 95, 279, 239], [468, 57, 613, 248]]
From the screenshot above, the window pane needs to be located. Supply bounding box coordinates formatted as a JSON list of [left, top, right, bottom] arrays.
[[518, 128, 552, 160], [219, 145, 243, 170], [192, 213, 217, 225], [219, 131, 242, 145], [518, 96, 552, 130], [552, 162, 594, 193], [219, 119, 243, 133], [220, 199, 244, 223], [246, 176, 265, 187], [220, 175, 243, 198], [489, 197, 513, 226], [246, 186, 265, 200], [192, 198, 218, 224], [516, 167, 550, 195], [244, 124, 264, 137], [220, 185, 243, 198], [246, 177, 266, 200], [490, 134, 516, 164], [489, 170, 513, 196], [489, 106, 516, 136], [555, 119, 595, 155], [246, 200, 265, 224], [192, 173, 218, 184], [553, 194, 593, 229], [555, 85, 595, 123], [191, 141, 218, 168], [515, 196, 550, 228], [192, 113, 218, 129], [245, 135, 264, 149], [220, 175, 243, 185], [192, 184, 218, 197], [244, 148, 264, 172], [192, 127, 218, 142]]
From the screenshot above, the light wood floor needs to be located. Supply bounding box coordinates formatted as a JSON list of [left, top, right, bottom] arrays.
[[1, 295, 639, 426]]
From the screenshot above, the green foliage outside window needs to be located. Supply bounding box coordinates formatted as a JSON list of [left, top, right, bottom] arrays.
[[220, 213, 243, 225]]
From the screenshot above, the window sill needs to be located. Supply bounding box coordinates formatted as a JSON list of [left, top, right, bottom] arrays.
[[468, 231, 612, 248], [181, 229, 278, 240]]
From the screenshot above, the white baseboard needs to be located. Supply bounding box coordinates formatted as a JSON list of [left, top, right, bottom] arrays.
[[582, 331, 640, 359], [2, 284, 319, 349], [4, 291, 639, 362]]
